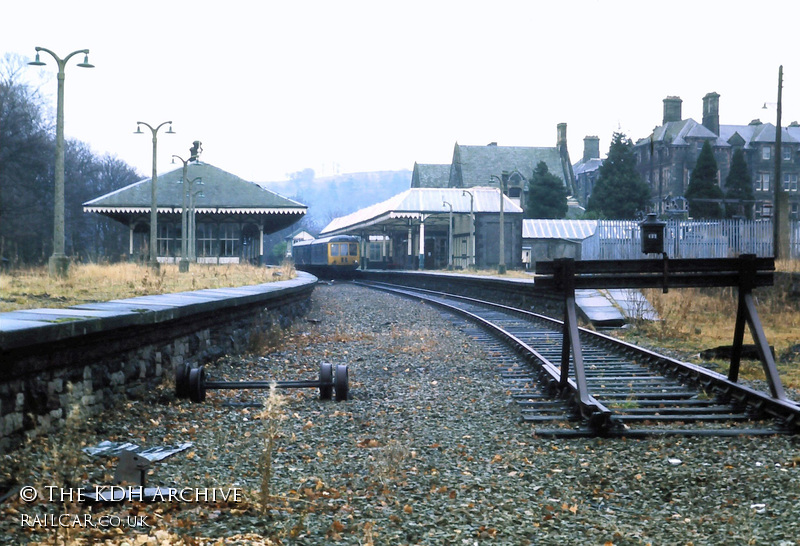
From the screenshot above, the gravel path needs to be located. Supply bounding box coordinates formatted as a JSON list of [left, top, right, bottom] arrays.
[[3, 282, 799, 545]]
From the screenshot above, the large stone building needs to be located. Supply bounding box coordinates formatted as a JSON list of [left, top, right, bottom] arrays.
[[632, 93, 800, 219], [412, 124, 576, 214]]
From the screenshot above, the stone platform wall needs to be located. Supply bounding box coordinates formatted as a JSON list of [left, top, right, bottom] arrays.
[[0, 273, 317, 453]]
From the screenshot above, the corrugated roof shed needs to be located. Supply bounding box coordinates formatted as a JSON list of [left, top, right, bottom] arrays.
[[523, 219, 597, 240]]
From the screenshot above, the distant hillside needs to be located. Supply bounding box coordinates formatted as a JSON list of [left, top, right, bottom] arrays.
[[263, 169, 412, 233]]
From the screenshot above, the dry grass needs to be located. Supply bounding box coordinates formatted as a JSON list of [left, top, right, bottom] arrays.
[[0, 261, 296, 312], [619, 283, 800, 388], [435, 268, 536, 280]]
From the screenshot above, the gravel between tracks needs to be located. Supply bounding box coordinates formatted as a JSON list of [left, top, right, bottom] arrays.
[[3, 282, 800, 545]]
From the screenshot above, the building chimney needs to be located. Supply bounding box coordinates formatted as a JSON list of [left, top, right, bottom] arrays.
[[557, 123, 567, 147], [663, 96, 683, 124], [702, 92, 720, 135], [583, 136, 600, 162]]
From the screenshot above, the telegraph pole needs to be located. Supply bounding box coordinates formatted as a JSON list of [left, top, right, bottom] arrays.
[[773, 65, 789, 260]]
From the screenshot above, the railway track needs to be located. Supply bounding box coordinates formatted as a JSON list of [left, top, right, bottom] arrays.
[[357, 280, 800, 438]]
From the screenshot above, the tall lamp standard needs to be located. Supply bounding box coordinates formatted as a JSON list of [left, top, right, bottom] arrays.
[[28, 47, 94, 277], [171, 142, 202, 272], [442, 200, 453, 270], [135, 121, 175, 270], [187, 178, 203, 262], [490, 171, 509, 274], [171, 154, 191, 272], [461, 190, 475, 268]]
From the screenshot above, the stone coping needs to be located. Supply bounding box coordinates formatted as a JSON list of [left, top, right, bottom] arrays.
[[0, 272, 318, 352]]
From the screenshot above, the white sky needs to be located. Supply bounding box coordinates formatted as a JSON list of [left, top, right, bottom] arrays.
[[3, 0, 798, 183]]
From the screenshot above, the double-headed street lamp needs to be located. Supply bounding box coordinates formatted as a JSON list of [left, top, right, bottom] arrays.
[[171, 154, 192, 272], [28, 47, 94, 277], [172, 143, 202, 272], [135, 121, 175, 270]]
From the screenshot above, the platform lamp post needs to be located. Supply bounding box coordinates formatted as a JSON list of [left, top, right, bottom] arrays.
[[187, 178, 203, 262], [490, 171, 510, 274], [442, 200, 453, 270], [171, 154, 191, 272], [188, 185, 205, 262], [135, 121, 175, 270], [462, 190, 475, 268], [172, 147, 201, 272], [28, 47, 94, 277]]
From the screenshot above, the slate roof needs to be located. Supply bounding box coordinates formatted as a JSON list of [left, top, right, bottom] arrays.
[[573, 157, 603, 176], [450, 143, 569, 189], [320, 187, 522, 236], [642, 119, 719, 147], [410, 163, 451, 188], [639, 119, 800, 150], [83, 162, 306, 215]]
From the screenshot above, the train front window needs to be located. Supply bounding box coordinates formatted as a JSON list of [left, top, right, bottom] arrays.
[[330, 243, 339, 257], [349, 243, 358, 256]]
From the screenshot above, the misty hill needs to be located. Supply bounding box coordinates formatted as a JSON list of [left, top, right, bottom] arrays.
[[262, 169, 412, 233]]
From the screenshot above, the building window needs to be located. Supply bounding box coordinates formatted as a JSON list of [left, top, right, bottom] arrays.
[[157, 222, 179, 257], [219, 223, 240, 257], [762, 146, 771, 160], [197, 222, 216, 257], [785, 173, 798, 191], [783, 146, 792, 161], [755, 173, 770, 192], [368, 242, 382, 262]]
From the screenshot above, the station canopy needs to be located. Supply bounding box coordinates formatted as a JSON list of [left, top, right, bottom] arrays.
[[320, 187, 522, 236], [83, 162, 306, 233]]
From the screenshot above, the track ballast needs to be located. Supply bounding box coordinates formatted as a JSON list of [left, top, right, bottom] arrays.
[[357, 281, 800, 438]]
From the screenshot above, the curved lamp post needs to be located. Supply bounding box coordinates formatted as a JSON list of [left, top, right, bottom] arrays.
[[490, 171, 510, 274], [461, 190, 475, 268], [28, 47, 94, 277], [442, 200, 453, 270], [135, 121, 175, 270]]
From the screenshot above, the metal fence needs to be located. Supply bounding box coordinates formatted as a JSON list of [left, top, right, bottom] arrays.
[[582, 219, 800, 260]]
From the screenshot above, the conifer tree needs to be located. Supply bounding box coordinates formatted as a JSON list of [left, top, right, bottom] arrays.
[[586, 132, 651, 218], [685, 140, 724, 219], [724, 149, 754, 219], [526, 161, 568, 219]]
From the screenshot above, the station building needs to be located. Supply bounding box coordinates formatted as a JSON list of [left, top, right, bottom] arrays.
[[320, 187, 523, 270], [320, 124, 576, 270], [83, 162, 306, 264]]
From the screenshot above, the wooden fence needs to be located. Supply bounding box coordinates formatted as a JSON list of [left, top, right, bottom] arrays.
[[582, 219, 800, 260]]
